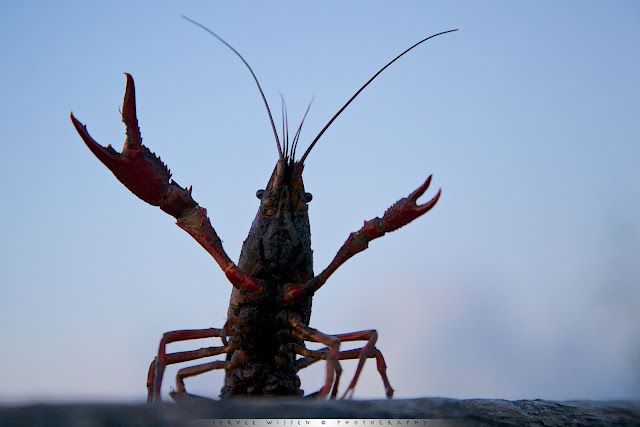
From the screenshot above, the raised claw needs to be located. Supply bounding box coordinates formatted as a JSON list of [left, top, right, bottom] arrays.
[[283, 176, 441, 301], [70, 73, 173, 209], [378, 175, 441, 233], [72, 73, 262, 298]]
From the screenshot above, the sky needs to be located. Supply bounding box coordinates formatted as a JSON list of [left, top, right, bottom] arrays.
[[0, 1, 638, 403]]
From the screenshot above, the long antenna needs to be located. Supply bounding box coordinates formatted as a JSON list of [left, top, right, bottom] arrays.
[[181, 16, 284, 160], [299, 29, 458, 164]]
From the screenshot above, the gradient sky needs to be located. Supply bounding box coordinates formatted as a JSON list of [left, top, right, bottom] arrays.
[[1, 2, 638, 403]]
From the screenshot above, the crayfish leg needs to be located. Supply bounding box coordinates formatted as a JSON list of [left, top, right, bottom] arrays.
[[147, 327, 237, 403], [289, 318, 340, 399], [293, 328, 394, 399]]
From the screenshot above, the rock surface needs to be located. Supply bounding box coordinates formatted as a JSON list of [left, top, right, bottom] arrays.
[[0, 398, 638, 426]]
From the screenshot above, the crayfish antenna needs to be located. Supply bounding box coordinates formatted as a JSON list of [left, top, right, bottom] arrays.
[[181, 15, 284, 161], [300, 29, 458, 164]]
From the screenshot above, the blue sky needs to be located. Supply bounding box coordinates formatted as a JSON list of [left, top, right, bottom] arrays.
[[1, 2, 638, 403]]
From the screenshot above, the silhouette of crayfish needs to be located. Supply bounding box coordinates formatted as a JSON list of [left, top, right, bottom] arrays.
[[71, 18, 456, 401]]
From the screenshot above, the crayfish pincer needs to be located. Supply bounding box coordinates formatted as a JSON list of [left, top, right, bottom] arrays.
[[71, 19, 455, 401]]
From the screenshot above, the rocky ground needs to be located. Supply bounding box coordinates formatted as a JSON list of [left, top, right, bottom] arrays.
[[0, 398, 638, 426]]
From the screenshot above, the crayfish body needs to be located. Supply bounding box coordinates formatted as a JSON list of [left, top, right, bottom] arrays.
[[71, 23, 454, 401]]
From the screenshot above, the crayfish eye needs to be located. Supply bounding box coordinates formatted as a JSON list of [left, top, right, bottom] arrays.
[[256, 189, 265, 199], [304, 192, 313, 203]]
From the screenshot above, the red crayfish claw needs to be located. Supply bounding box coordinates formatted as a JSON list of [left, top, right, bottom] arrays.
[[379, 175, 441, 233], [70, 73, 172, 208]]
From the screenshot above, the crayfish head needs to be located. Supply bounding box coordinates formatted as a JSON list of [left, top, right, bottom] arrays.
[[258, 159, 311, 218], [239, 159, 314, 285]]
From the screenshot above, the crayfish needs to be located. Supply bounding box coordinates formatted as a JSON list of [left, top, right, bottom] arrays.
[[70, 20, 456, 401]]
